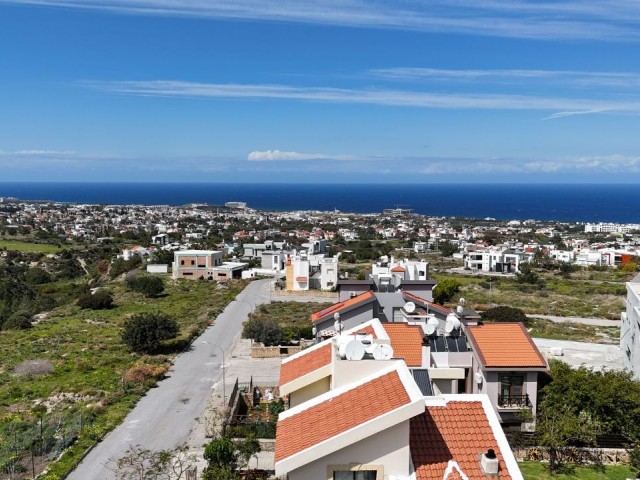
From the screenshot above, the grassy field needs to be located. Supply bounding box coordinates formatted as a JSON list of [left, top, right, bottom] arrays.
[[249, 301, 333, 340], [519, 462, 634, 479], [434, 272, 628, 319], [0, 239, 61, 253], [528, 318, 620, 344], [0, 277, 246, 479]]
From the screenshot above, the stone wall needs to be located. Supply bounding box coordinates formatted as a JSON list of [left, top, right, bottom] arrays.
[[251, 345, 303, 358]]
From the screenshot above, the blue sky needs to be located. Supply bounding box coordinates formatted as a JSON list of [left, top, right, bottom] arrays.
[[1, 0, 640, 183]]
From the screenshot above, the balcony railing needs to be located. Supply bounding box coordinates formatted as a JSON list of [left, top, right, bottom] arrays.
[[498, 394, 531, 409]]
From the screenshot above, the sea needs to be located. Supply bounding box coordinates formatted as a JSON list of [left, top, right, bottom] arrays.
[[1, 182, 639, 223]]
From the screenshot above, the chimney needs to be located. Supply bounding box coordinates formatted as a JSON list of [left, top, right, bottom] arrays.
[[480, 449, 499, 476]]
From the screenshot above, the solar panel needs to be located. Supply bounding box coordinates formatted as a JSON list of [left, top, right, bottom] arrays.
[[411, 369, 433, 396], [432, 336, 446, 353], [446, 337, 458, 352], [456, 336, 468, 352]]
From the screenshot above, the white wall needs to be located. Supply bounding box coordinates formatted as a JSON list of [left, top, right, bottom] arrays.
[[288, 421, 411, 480]]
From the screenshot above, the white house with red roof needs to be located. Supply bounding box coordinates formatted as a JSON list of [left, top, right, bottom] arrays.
[[275, 320, 524, 479]]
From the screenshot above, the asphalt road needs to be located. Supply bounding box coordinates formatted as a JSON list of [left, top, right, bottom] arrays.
[[67, 278, 272, 480]]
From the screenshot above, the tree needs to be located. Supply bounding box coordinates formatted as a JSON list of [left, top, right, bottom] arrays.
[[126, 275, 165, 298], [242, 316, 283, 346], [113, 444, 196, 480], [432, 278, 460, 305], [516, 262, 539, 284], [438, 240, 458, 258], [77, 289, 114, 310], [480, 306, 529, 326], [25, 267, 52, 285], [203, 437, 238, 470], [122, 313, 179, 353]]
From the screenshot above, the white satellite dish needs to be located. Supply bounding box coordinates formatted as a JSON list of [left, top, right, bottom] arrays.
[[459, 297, 466, 306], [333, 319, 344, 334], [371, 343, 394, 360], [445, 314, 461, 334], [425, 316, 439, 336], [404, 301, 416, 313], [456, 305, 464, 314], [344, 340, 365, 360]]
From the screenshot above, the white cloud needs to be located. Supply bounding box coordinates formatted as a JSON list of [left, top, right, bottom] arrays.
[[3, 0, 640, 40], [82, 79, 640, 118], [247, 149, 358, 161], [370, 67, 640, 89]]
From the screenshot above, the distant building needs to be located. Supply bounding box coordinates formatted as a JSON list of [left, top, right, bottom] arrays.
[[152, 233, 169, 246], [621, 274, 640, 380], [225, 201, 247, 209], [172, 250, 223, 280]]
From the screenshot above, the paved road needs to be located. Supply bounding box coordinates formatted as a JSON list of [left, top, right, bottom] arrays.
[[68, 279, 273, 480], [527, 314, 620, 327]]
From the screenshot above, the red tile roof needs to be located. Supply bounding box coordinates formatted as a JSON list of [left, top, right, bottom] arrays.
[[350, 324, 377, 338], [391, 266, 406, 272], [403, 291, 451, 315], [311, 290, 375, 323], [382, 323, 424, 367], [295, 276, 308, 282], [411, 401, 512, 479], [279, 343, 332, 386], [466, 323, 546, 368], [276, 371, 410, 463]]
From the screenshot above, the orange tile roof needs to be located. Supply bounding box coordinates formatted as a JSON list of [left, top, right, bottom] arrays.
[[391, 266, 406, 272], [350, 324, 377, 338], [279, 343, 332, 386], [466, 323, 546, 368], [411, 401, 512, 479], [276, 371, 410, 462], [403, 291, 451, 315], [382, 323, 424, 367], [311, 290, 375, 323], [295, 276, 308, 282]]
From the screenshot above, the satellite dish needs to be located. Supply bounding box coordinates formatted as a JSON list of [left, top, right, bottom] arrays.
[[425, 316, 439, 335], [456, 305, 464, 314], [371, 343, 394, 360], [445, 314, 461, 334], [404, 302, 416, 313], [344, 340, 365, 360], [459, 297, 466, 306], [333, 319, 344, 334], [333, 312, 341, 321]]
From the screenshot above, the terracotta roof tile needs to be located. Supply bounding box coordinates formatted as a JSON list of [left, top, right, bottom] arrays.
[[382, 323, 424, 367], [311, 290, 375, 323], [276, 371, 410, 463], [391, 266, 406, 272], [350, 324, 377, 338], [466, 323, 546, 368], [411, 401, 512, 479], [403, 292, 451, 315], [295, 276, 308, 282], [279, 343, 332, 386]]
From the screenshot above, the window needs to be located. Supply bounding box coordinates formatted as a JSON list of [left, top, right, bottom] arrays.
[[198, 264, 206, 268], [180, 260, 184, 266], [499, 374, 524, 399], [191, 260, 195, 265]]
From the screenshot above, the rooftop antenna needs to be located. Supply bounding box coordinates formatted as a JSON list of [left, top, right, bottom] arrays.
[[333, 312, 344, 335]]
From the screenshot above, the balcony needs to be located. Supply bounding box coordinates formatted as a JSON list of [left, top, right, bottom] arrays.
[[498, 394, 531, 410]]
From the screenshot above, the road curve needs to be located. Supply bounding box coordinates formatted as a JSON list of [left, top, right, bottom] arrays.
[[67, 279, 272, 480]]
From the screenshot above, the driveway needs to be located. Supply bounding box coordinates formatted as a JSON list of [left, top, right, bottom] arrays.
[[67, 279, 272, 480]]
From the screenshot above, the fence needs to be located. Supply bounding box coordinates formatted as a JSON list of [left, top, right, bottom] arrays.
[[0, 410, 92, 480]]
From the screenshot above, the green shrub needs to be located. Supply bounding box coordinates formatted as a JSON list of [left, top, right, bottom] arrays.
[[433, 278, 461, 305], [481, 306, 529, 326], [122, 313, 179, 353], [77, 289, 114, 310], [2, 310, 32, 330], [126, 275, 165, 298]]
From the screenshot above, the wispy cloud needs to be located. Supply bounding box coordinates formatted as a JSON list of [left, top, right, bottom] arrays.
[[417, 154, 640, 175], [370, 67, 640, 89], [3, 0, 640, 41], [248, 149, 360, 161], [81, 79, 640, 118]]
